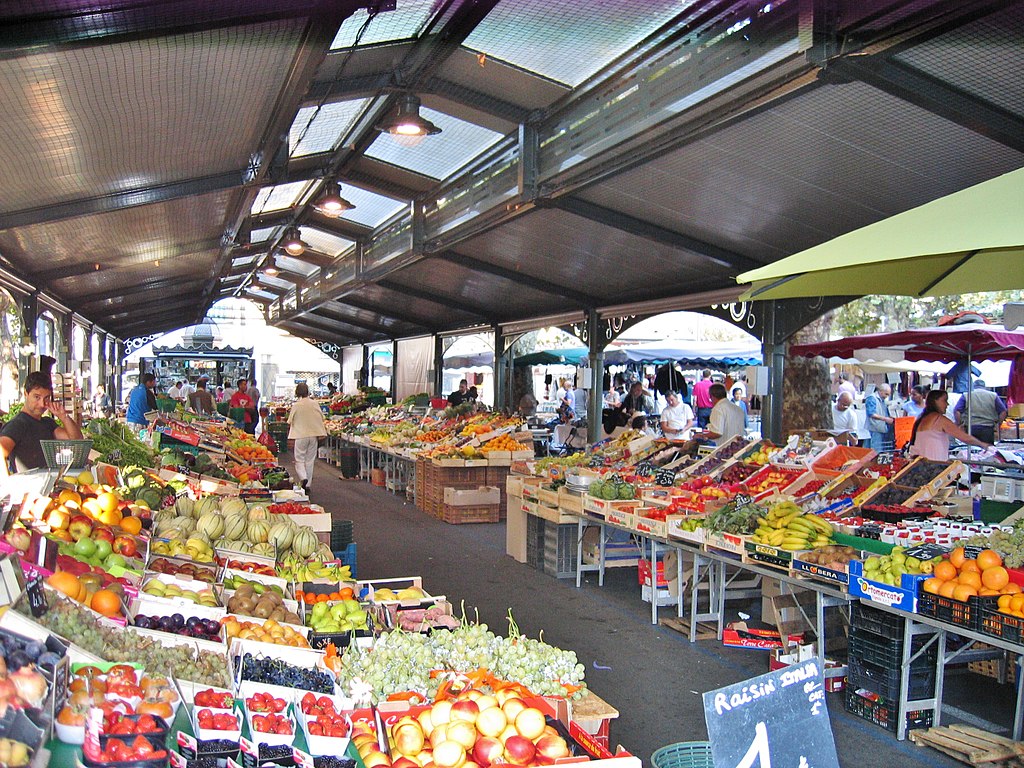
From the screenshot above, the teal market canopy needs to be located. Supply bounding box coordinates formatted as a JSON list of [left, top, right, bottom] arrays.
[[514, 339, 762, 367]]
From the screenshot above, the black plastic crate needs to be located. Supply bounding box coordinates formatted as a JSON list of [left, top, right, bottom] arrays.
[[848, 655, 936, 701], [844, 688, 934, 734], [542, 522, 579, 579], [918, 590, 999, 631], [526, 515, 546, 570], [979, 605, 1024, 644], [331, 520, 353, 550], [848, 628, 937, 670], [851, 603, 906, 637]]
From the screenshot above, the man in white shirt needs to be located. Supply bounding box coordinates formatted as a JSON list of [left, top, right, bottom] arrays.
[[700, 384, 746, 447], [179, 380, 194, 401], [659, 391, 694, 440], [831, 392, 867, 445], [166, 381, 183, 401]]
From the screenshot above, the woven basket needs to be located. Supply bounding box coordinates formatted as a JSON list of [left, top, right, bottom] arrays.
[[650, 742, 714, 768]]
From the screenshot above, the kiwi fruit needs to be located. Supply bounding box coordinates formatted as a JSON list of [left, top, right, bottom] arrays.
[[253, 600, 274, 619], [269, 606, 286, 622]]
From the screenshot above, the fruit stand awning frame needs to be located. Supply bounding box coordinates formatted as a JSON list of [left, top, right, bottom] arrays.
[[736, 168, 1024, 302], [514, 341, 762, 367]]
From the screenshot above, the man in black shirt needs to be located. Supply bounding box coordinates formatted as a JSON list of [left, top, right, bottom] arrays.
[[1, 369, 84, 472], [447, 379, 470, 407]]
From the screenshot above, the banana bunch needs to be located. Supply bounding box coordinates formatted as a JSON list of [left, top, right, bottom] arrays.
[[276, 558, 352, 583], [752, 501, 834, 551]]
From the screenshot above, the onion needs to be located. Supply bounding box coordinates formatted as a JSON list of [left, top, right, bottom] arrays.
[[10, 669, 47, 707]]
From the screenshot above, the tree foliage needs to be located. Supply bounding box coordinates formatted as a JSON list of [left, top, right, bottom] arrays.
[[832, 291, 1024, 337]]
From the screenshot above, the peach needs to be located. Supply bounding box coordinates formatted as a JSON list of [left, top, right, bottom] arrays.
[[433, 740, 467, 768], [534, 734, 570, 760], [475, 706, 507, 738], [503, 735, 536, 766], [514, 708, 546, 741], [451, 699, 480, 724], [447, 720, 478, 751], [473, 736, 504, 767]]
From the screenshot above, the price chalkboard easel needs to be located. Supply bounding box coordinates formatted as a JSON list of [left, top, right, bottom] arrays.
[[703, 659, 840, 768]]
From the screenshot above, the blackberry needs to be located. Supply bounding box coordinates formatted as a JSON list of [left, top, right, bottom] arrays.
[[197, 738, 240, 754], [314, 758, 357, 768]]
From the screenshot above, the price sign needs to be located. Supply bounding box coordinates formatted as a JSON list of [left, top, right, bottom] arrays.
[[588, 455, 604, 468], [703, 659, 839, 768], [655, 468, 677, 487], [634, 461, 656, 477], [904, 543, 948, 560], [875, 452, 894, 466], [24, 570, 48, 617], [733, 494, 753, 506]]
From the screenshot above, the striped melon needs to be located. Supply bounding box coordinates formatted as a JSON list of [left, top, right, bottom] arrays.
[[290, 527, 318, 558], [267, 523, 293, 553], [246, 520, 270, 544], [247, 506, 270, 522], [173, 497, 194, 518], [251, 542, 275, 558], [194, 496, 219, 519], [220, 498, 247, 517], [196, 513, 224, 540], [223, 513, 247, 541]]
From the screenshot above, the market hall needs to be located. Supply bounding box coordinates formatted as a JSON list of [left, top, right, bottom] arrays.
[[0, 1, 1023, 766]]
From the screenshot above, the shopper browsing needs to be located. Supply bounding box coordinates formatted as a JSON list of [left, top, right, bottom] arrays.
[[730, 386, 748, 427], [619, 381, 654, 417], [447, 379, 470, 407], [188, 377, 215, 416], [0, 363, 84, 472], [909, 389, 991, 461], [230, 379, 257, 434], [692, 369, 714, 428], [904, 385, 928, 418], [248, 378, 262, 432], [287, 382, 328, 493], [865, 384, 895, 451], [126, 373, 157, 426], [166, 380, 183, 401], [659, 391, 694, 440], [954, 379, 1007, 445]]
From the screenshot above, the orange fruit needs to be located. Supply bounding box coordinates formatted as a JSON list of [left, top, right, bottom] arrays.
[[982, 566, 1010, 591], [949, 547, 966, 569], [961, 560, 981, 574], [57, 489, 82, 507], [933, 561, 957, 582], [47, 571, 81, 600], [90, 589, 122, 617], [977, 549, 1003, 571], [938, 581, 958, 599], [1010, 594, 1024, 613], [958, 571, 982, 590], [119, 516, 142, 536], [1003, 582, 1022, 594], [922, 578, 943, 595], [980, 588, 1000, 596], [999, 594, 1013, 610], [340, 587, 355, 600], [953, 584, 978, 602], [96, 492, 119, 515]]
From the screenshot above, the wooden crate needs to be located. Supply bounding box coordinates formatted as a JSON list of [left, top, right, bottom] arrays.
[[441, 503, 500, 524]]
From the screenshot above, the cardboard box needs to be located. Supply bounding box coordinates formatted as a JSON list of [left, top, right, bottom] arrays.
[[667, 515, 705, 545], [506, 496, 527, 563], [442, 485, 501, 506], [722, 622, 805, 650], [847, 559, 925, 613]]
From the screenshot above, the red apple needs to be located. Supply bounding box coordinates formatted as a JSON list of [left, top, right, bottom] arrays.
[[502, 735, 535, 766], [473, 736, 504, 767], [92, 527, 114, 545], [5, 527, 31, 553], [112, 536, 138, 558], [68, 515, 92, 542]]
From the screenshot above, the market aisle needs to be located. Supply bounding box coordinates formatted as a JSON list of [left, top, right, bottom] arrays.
[[299, 461, 967, 768]]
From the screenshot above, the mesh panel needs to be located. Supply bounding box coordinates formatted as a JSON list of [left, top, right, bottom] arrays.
[[894, 5, 1024, 119], [0, 20, 304, 214], [274, 254, 319, 277], [323, 185, 407, 227], [250, 226, 280, 244], [251, 180, 314, 215], [300, 227, 354, 257], [462, 0, 694, 86], [290, 99, 371, 157], [331, 0, 438, 49]]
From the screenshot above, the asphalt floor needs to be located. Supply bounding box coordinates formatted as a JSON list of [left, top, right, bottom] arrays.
[[297, 457, 1014, 767]]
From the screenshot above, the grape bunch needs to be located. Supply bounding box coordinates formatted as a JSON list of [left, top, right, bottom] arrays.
[[962, 526, 1024, 568], [239, 653, 335, 693], [19, 593, 228, 687], [334, 616, 586, 703]]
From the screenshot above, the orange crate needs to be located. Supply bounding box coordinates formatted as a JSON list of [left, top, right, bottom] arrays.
[[441, 503, 500, 524]]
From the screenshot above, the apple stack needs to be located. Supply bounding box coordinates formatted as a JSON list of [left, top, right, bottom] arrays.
[[353, 688, 572, 768]]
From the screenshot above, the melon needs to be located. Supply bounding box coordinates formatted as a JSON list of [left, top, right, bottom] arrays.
[[194, 497, 218, 519], [251, 542, 275, 558], [223, 513, 247, 541], [267, 523, 293, 553], [220, 498, 247, 517], [196, 513, 225, 540], [290, 528, 318, 559], [247, 505, 270, 522], [246, 520, 271, 544], [175, 497, 194, 518], [172, 516, 195, 536]]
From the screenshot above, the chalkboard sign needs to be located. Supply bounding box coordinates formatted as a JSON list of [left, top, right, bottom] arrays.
[[875, 452, 894, 466], [703, 659, 840, 768], [634, 461, 656, 477], [655, 468, 677, 487], [588, 455, 604, 468], [904, 543, 948, 560], [24, 571, 48, 617], [733, 494, 753, 506]]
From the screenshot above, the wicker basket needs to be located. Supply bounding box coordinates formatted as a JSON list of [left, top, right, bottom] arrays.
[[40, 439, 93, 469], [651, 742, 714, 768]]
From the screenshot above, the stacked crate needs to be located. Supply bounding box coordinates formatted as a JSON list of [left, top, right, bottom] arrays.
[[843, 604, 936, 733], [487, 465, 511, 520]]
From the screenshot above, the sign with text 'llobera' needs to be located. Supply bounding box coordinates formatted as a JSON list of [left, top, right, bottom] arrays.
[[703, 659, 840, 768]]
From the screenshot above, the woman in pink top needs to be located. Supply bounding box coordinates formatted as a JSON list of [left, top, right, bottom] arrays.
[[908, 389, 992, 461]]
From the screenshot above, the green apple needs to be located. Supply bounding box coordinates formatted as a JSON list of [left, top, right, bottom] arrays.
[[104, 552, 127, 570], [93, 539, 113, 560], [73, 537, 98, 558]]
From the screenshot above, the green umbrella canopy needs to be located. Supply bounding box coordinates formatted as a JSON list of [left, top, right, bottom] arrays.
[[736, 167, 1024, 301]]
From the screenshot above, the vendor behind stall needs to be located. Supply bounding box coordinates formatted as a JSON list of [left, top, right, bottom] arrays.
[[0, 363, 83, 472]]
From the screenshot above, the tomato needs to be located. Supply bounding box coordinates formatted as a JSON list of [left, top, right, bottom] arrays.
[[132, 736, 156, 757], [308, 721, 324, 736]]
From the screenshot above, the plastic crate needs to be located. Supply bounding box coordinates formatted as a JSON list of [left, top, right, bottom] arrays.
[[40, 439, 93, 469], [851, 603, 906, 637], [847, 656, 936, 701], [651, 741, 713, 768], [843, 689, 933, 734], [848, 628, 937, 670], [526, 515, 545, 570], [330, 520, 353, 550], [542, 522, 578, 579], [979, 606, 1024, 644], [917, 591, 999, 631], [332, 542, 357, 579]]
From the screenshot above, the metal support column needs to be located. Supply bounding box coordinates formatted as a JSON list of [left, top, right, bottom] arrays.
[[493, 325, 508, 412], [115, 341, 125, 402], [432, 334, 444, 397], [360, 345, 369, 389], [17, 293, 38, 390], [390, 339, 398, 402], [760, 301, 785, 443], [586, 309, 605, 444], [59, 313, 74, 372], [97, 331, 107, 394]]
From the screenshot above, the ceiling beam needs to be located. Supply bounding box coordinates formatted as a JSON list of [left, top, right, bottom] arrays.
[[423, 77, 531, 124], [315, 302, 426, 335], [0, 171, 244, 231], [286, 315, 377, 344], [269, 268, 309, 284], [335, 292, 442, 330], [547, 197, 763, 273], [378, 279, 496, 322], [106, 298, 199, 325], [73, 277, 210, 308], [282, 249, 334, 268], [302, 210, 372, 240], [253, 281, 288, 296], [278, 320, 361, 347], [825, 57, 1024, 154], [283, 154, 430, 200], [434, 251, 599, 307]]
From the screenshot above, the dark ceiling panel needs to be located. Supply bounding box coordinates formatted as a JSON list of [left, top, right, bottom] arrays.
[[452, 208, 732, 302], [0, 20, 305, 214], [578, 81, 1024, 263], [316, 300, 429, 335], [341, 283, 480, 328], [384, 258, 566, 321]]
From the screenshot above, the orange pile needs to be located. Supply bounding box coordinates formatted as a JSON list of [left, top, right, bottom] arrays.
[[295, 586, 355, 605], [922, 547, 1019, 602]]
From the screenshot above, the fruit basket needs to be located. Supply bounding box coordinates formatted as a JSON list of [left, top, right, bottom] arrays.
[[41, 439, 94, 470]]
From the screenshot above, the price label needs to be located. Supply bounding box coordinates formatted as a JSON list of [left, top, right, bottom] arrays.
[[734, 494, 753, 506], [875, 452, 894, 466], [24, 571, 47, 617], [655, 469, 677, 487], [704, 659, 839, 768], [634, 461, 656, 476], [588, 455, 604, 468]]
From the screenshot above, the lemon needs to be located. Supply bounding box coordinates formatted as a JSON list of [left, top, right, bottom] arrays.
[[76, 470, 94, 485]]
